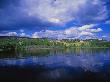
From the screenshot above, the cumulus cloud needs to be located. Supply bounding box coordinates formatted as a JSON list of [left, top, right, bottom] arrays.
[[0, 31, 30, 37], [65, 27, 79, 36], [0, 32, 17, 36], [0, 23, 103, 40], [32, 32, 40, 38], [80, 31, 94, 36], [90, 28, 103, 32], [19, 32, 30, 37], [78, 24, 96, 31], [32, 30, 64, 39], [20, 33, 26, 37], [32, 24, 103, 39], [7, 32, 18, 36]]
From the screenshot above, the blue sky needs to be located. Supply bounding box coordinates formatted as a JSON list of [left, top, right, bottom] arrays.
[[0, 0, 110, 40]]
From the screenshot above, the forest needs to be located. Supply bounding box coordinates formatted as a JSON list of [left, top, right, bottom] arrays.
[[0, 36, 110, 51]]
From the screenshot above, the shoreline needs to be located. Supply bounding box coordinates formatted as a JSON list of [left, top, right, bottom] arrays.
[[0, 47, 109, 52]]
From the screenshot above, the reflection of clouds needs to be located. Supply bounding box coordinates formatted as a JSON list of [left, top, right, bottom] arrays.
[[41, 69, 63, 79], [80, 56, 104, 72], [0, 54, 110, 72]]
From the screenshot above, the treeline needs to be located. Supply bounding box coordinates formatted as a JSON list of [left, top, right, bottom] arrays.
[[60, 40, 110, 48], [0, 37, 110, 51], [0, 37, 64, 50]]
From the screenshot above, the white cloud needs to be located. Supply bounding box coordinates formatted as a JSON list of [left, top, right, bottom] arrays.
[[19, 29, 30, 37], [20, 32, 30, 37], [32, 30, 64, 39], [80, 31, 94, 36], [102, 35, 107, 38], [90, 28, 103, 32], [32, 32, 41, 38], [20, 33, 26, 37], [22, 0, 108, 24], [23, 0, 86, 24], [0, 32, 17, 36], [65, 27, 79, 35], [49, 18, 62, 24], [32, 24, 103, 39], [7, 32, 17, 36], [78, 24, 96, 31], [0, 31, 30, 37], [102, 34, 110, 38]]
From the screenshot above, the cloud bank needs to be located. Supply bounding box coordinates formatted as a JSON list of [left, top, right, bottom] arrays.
[[0, 0, 109, 31], [0, 0, 110, 40], [32, 24, 103, 39]]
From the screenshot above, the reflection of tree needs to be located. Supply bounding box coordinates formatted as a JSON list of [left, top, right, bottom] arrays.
[[62, 48, 110, 56], [0, 49, 110, 72], [13, 48, 108, 59]]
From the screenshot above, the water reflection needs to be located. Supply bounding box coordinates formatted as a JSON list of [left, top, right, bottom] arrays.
[[0, 48, 110, 71], [0, 52, 110, 72], [0, 48, 110, 57], [0, 48, 110, 82]]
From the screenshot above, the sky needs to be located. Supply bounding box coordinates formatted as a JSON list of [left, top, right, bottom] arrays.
[[0, 0, 110, 40]]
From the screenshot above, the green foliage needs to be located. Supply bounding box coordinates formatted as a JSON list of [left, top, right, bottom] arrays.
[[0, 37, 110, 51]]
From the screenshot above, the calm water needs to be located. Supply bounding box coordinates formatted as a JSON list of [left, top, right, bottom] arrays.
[[0, 48, 110, 82]]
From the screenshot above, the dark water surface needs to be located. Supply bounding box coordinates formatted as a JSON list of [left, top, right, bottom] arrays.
[[0, 48, 110, 82]]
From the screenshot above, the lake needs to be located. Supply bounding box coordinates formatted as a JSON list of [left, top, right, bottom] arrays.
[[0, 48, 110, 82]]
